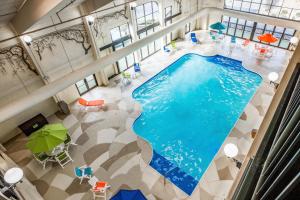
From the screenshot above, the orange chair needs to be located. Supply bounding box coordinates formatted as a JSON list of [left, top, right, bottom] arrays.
[[78, 98, 104, 109], [91, 181, 110, 200]]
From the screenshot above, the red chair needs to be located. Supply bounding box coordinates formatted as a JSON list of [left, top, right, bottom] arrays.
[[78, 98, 104, 110]]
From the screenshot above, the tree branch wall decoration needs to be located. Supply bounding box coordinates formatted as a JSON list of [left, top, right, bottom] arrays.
[[92, 9, 128, 39], [32, 24, 91, 60], [0, 45, 38, 75], [174, 0, 183, 13]]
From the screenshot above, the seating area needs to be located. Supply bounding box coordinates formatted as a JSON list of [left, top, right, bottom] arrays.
[[0, 0, 298, 199]]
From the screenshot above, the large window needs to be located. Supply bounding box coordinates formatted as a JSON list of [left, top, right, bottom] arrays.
[[224, 0, 300, 21], [135, 1, 159, 30], [75, 75, 98, 95], [110, 23, 135, 73], [221, 15, 295, 49], [135, 1, 161, 60], [165, 6, 172, 45]]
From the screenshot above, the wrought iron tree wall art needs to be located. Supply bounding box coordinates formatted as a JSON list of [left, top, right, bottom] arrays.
[[32, 24, 91, 60], [0, 44, 38, 75], [174, 0, 183, 13], [92, 9, 128, 39]]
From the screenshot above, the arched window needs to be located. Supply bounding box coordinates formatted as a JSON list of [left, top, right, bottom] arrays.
[[134, 1, 161, 59]]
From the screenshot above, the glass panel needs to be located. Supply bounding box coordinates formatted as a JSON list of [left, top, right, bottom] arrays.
[[153, 12, 159, 23], [137, 17, 146, 30], [144, 2, 152, 15], [279, 8, 291, 18], [274, 26, 284, 33], [117, 58, 128, 71], [126, 53, 135, 67], [235, 25, 243, 37], [272, 0, 283, 6], [265, 25, 274, 33], [123, 39, 131, 47], [250, 3, 260, 13], [155, 39, 161, 51], [241, 2, 250, 12], [279, 39, 289, 48], [243, 31, 251, 39], [285, 28, 295, 35], [233, 1, 242, 10], [148, 42, 155, 55], [75, 80, 85, 87], [136, 5, 144, 18], [165, 7, 172, 18], [224, 0, 233, 8], [114, 43, 124, 50], [85, 75, 94, 81], [120, 24, 130, 37], [238, 19, 245, 25], [77, 85, 88, 95], [259, 5, 271, 15], [145, 14, 154, 26], [246, 21, 254, 27], [230, 17, 237, 23], [87, 79, 96, 89], [139, 32, 147, 39], [269, 6, 281, 17], [152, 2, 159, 12], [141, 46, 149, 58], [290, 9, 300, 21], [110, 27, 121, 41]]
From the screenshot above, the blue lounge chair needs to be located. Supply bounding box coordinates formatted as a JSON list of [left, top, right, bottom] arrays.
[[231, 36, 236, 44], [190, 32, 198, 44], [163, 46, 171, 53], [74, 166, 93, 184], [134, 63, 141, 73]]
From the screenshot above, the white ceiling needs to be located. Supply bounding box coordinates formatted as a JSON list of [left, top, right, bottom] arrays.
[[0, 0, 27, 24]]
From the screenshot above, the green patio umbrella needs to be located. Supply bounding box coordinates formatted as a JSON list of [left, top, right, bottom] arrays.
[[26, 123, 67, 153], [210, 22, 226, 33]]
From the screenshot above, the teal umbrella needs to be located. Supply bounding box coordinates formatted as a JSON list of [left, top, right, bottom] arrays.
[[210, 22, 226, 33]]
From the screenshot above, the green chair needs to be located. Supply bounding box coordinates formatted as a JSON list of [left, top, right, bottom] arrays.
[[171, 41, 176, 50], [33, 153, 50, 169], [121, 71, 131, 86], [55, 151, 73, 168]]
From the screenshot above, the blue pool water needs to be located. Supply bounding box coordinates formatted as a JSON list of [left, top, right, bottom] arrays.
[[132, 54, 262, 195]]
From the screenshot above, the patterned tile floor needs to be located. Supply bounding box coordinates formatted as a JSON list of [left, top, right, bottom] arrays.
[[3, 33, 291, 200]]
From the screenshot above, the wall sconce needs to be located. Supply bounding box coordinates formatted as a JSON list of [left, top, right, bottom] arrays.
[[268, 72, 279, 88], [86, 15, 95, 25], [224, 143, 242, 168], [290, 36, 299, 51], [130, 2, 137, 10], [23, 35, 32, 46]]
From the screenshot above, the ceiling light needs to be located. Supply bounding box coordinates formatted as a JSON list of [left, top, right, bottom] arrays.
[[86, 15, 95, 25], [268, 72, 279, 82], [23, 35, 32, 45], [224, 143, 238, 158]]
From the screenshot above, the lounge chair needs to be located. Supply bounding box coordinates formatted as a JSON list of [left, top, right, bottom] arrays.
[[89, 177, 110, 200], [190, 32, 198, 44], [55, 150, 73, 168], [121, 71, 131, 86], [78, 98, 105, 110], [231, 36, 236, 44], [74, 166, 93, 184], [170, 41, 176, 50], [33, 153, 50, 169], [163, 46, 171, 53]]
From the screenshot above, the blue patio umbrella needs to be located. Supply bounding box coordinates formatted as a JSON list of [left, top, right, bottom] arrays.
[[210, 22, 226, 33], [110, 189, 147, 200]]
